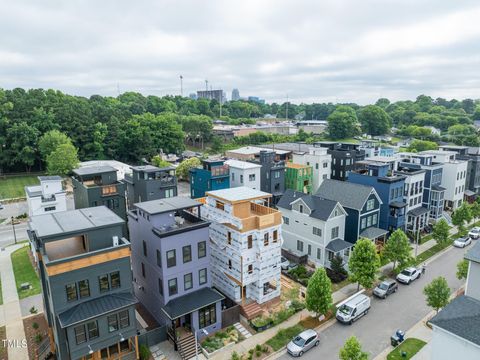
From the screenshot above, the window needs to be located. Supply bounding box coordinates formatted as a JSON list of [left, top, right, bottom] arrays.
[[366, 199, 375, 211], [184, 273, 193, 290], [248, 264, 253, 274], [66, 283, 77, 302], [228, 259, 232, 269], [313, 227, 322, 237], [273, 230, 278, 242], [248, 235, 253, 249], [143, 240, 148, 257], [274, 171, 280, 179], [156, 249, 162, 267], [315, 163, 319, 170], [372, 213, 378, 225], [227, 232, 232, 245], [183, 245, 192, 263], [367, 216, 372, 227], [199, 268, 207, 284], [249, 174, 255, 181], [45, 206, 56, 212], [74, 325, 87, 344], [87, 321, 99, 339], [158, 278, 163, 295], [308, 244, 312, 256], [317, 248, 321, 260], [331, 226, 339, 239], [264, 233, 269, 246], [361, 218, 366, 229], [198, 241, 207, 258], [119, 310, 130, 329], [111, 271, 121, 289], [216, 201, 224, 210], [345, 248, 350, 257], [297, 240, 304, 252], [240, 175, 244, 184], [78, 280, 90, 298], [323, 162, 328, 168], [141, 263, 146, 278], [99, 275, 109, 293], [167, 250, 176, 268], [328, 251, 334, 261], [108, 314, 119, 333], [282, 216, 289, 225], [299, 205, 304, 213], [231, 173, 235, 181], [198, 304, 216, 328], [168, 278, 178, 296]]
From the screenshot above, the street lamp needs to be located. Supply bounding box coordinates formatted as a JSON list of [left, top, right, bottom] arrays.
[[194, 328, 208, 360], [11, 216, 17, 244]]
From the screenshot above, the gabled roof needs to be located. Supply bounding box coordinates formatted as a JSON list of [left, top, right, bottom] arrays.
[[465, 241, 480, 264], [277, 189, 342, 221], [316, 179, 380, 211], [326, 239, 352, 252], [430, 295, 480, 347]]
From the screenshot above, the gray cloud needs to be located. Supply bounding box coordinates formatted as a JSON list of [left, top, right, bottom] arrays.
[[0, 0, 479, 104]]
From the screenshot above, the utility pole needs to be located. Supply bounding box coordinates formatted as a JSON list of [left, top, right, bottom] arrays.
[[286, 94, 289, 120], [179, 75, 183, 97], [11, 217, 17, 244], [205, 79, 208, 91]]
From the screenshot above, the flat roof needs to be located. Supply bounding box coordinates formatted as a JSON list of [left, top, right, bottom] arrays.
[[25, 185, 42, 198], [73, 165, 118, 176], [225, 159, 261, 170], [135, 196, 201, 215], [131, 164, 175, 172], [227, 146, 290, 155], [38, 175, 62, 181], [206, 186, 272, 202], [29, 206, 124, 238]]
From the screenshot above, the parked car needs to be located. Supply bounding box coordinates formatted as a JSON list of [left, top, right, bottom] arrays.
[[454, 236, 472, 248], [280, 256, 290, 270], [396, 267, 421, 285], [287, 329, 319, 357], [373, 279, 398, 299], [336, 294, 371, 325], [468, 227, 480, 239], [0, 203, 4, 210], [287, 262, 298, 271]]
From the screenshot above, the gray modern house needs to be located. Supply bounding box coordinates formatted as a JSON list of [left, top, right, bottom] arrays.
[[124, 165, 178, 208], [72, 166, 127, 220], [253, 150, 285, 205], [127, 197, 223, 360], [27, 206, 138, 360]]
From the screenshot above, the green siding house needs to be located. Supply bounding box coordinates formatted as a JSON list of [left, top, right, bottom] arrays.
[[286, 163, 313, 194]]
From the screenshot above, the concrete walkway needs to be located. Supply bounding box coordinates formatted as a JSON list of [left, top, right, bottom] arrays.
[[1, 243, 29, 359]]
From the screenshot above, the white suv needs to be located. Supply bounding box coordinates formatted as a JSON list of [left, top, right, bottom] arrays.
[[396, 267, 421, 285], [469, 227, 480, 240]]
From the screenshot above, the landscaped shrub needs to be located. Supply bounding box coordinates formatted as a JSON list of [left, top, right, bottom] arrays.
[[202, 327, 240, 352], [255, 344, 262, 352], [139, 344, 151, 360], [34, 334, 43, 344], [290, 299, 306, 312], [231, 351, 241, 360], [32, 322, 39, 330], [250, 316, 273, 329], [262, 345, 269, 353]]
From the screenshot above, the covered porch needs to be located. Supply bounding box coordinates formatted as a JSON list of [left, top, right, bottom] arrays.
[[407, 206, 429, 239], [325, 238, 352, 269], [360, 227, 389, 250]]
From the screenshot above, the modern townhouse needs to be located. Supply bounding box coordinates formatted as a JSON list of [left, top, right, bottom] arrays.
[[395, 163, 429, 237], [225, 146, 290, 162], [197, 187, 282, 319], [189, 159, 230, 198], [348, 160, 407, 233], [396, 153, 446, 223], [314, 142, 366, 181], [285, 162, 313, 194], [316, 179, 386, 245], [72, 166, 127, 219], [439, 145, 480, 200], [421, 150, 468, 210], [252, 150, 285, 205], [277, 189, 351, 268], [429, 242, 480, 359], [124, 165, 178, 207], [28, 207, 138, 360], [358, 140, 395, 159], [127, 197, 223, 359], [291, 147, 331, 192], [225, 159, 261, 190], [25, 175, 67, 217]]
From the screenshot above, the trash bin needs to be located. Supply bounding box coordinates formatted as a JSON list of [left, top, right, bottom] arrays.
[[391, 335, 399, 347], [396, 330, 405, 342]]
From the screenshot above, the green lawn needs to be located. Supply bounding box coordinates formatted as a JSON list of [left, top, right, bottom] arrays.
[[11, 246, 41, 299], [265, 324, 305, 351], [387, 338, 426, 360], [0, 175, 40, 200]]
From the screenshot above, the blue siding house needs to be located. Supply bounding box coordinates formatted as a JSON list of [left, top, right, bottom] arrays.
[[190, 159, 230, 198], [316, 179, 387, 245], [348, 161, 407, 233]]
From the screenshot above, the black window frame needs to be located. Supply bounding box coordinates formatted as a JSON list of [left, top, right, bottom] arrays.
[[198, 303, 216, 328], [66, 283, 78, 302], [166, 249, 176, 268], [87, 321, 99, 339], [198, 241, 207, 258], [168, 278, 178, 296], [107, 314, 119, 333], [74, 324, 87, 344], [143, 240, 148, 257], [110, 271, 121, 289], [119, 310, 130, 329], [184, 273, 193, 290], [199, 268, 207, 285], [158, 277, 163, 295], [183, 245, 192, 263], [156, 249, 162, 267], [78, 279, 90, 298], [99, 274, 110, 293]]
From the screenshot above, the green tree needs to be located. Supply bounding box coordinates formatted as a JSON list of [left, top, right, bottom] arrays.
[[470, 201, 480, 222], [339, 336, 368, 360], [305, 268, 332, 317], [348, 238, 380, 290], [330, 254, 348, 277], [210, 136, 224, 154], [6, 122, 39, 172], [432, 219, 450, 245], [456, 259, 469, 280], [151, 155, 171, 168], [176, 157, 201, 180], [423, 277, 450, 313], [407, 139, 438, 152], [381, 229, 411, 271], [358, 105, 391, 136], [452, 203, 472, 234], [327, 106, 360, 140], [46, 143, 79, 176], [38, 130, 72, 160]]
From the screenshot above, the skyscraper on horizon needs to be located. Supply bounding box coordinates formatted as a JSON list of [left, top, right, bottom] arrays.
[[232, 88, 240, 101]]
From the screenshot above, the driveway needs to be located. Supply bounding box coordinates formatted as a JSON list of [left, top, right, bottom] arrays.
[[278, 245, 467, 360]]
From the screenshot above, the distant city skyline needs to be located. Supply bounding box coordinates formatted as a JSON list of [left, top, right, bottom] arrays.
[[1, 1, 480, 104]]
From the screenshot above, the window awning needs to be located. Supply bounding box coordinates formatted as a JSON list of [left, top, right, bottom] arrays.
[[161, 288, 225, 320], [360, 227, 388, 240], [325, 238, 353, 252]]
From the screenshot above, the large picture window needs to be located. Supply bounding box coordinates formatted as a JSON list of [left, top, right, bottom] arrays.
[[198, 304, 216, 328]]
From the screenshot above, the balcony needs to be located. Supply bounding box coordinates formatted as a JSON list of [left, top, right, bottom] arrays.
[[151, 210, 208, 237], [210, 165, 229, 178], [41, 195, 56, 203], [237, 203, 282, 231], [101, 184, 118, 196], [159, 175, 177, 187]]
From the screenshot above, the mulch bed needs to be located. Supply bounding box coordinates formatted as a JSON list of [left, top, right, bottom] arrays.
[[0, 326, 8, 360], [23, 314, 49, 359]]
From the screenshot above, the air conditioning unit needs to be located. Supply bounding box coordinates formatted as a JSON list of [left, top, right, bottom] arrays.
[[113, 236, 119, 247]]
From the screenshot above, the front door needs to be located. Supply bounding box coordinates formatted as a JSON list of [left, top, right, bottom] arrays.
[[184, 313, 192, 331]]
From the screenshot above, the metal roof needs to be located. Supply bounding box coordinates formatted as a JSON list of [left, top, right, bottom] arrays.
[[135, 196, 201, 215], [225, 159, 261, 170], [206, 187, 271, 202], [360, 227, 388, 240], [162, 288, 225, 320], [58, 292, 137, 328], [326, 238, 353, 252], [465, 241, 480, 264], [407, 206, 429, 217], [316, 179, 378, 211], [277, 189, 340, 221], [73, 166, 118, 176], [29, 206, 124, 238], [430, 295, 480, 347]]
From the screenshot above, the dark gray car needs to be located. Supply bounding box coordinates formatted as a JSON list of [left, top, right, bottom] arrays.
[[373, 280, 398, 299]]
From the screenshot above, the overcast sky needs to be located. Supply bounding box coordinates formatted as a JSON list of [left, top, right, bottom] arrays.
[[1, 0, 480, 104]]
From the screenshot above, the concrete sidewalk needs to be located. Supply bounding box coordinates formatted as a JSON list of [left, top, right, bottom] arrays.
[[1, 243, 29, 360]]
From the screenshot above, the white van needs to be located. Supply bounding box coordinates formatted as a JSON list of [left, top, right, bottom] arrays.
[[336, 294, 371, 325]]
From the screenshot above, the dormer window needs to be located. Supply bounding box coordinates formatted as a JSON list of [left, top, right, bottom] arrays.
[[299, 205, 303, 213]]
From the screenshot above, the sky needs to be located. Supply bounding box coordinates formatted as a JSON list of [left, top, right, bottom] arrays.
[[1, 0, 480, 104]]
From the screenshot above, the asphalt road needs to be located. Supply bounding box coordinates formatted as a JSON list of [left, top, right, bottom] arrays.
[[0, 222, 28, 247], [279, 244, 467, 360]]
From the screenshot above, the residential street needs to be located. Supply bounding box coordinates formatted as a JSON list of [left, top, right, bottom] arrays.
[[278, 244, 467, 360]]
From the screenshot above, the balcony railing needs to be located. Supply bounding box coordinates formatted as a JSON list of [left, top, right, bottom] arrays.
[[41, 195, 56, 203]]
